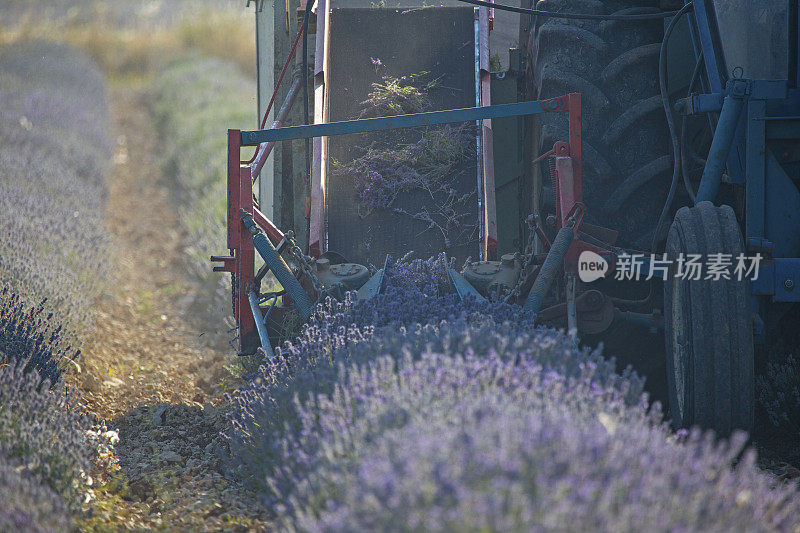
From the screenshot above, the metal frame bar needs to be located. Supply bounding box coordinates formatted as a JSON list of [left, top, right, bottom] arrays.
[[789, 0, 799, 89], [311, 0, 330, 258], [215, 130, 292, 355], [694, 80, 747, 204], [477, 6, 497, 260], [745, 98, 767, 242], [690, 0, 726, 94], [474, 9, 484, 260], [240, 100, 558, 145], [217, 95, 579, 354]]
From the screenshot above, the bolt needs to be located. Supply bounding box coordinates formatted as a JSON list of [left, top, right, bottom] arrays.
[[545, 214, 557, 227], [784, 278, 794, 291]]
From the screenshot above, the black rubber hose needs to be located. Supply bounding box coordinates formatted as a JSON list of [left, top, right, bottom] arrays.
[[651, 2, 695, 252], [454, 0, 678, 20], [680, 53, 705, 203]]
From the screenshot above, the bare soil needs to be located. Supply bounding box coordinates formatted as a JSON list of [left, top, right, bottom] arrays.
[[69, 86, 268, 531]]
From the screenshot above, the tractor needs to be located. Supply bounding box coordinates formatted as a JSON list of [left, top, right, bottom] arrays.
[[213, 0, 800, 436]]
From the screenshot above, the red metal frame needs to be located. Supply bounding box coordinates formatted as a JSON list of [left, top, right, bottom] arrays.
[[214, 129, 290, 354], [542, 93, 614, 275], [216, 92, 615, 353]]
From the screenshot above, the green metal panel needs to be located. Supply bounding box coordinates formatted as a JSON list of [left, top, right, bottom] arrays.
[[490, 71, 524, 255]]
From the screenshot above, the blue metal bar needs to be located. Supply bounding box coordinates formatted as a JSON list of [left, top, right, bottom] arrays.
[[240, 100, 547, 145], [448, 268, 485, 301], [248, 291, 275, 360], [786, 0, 800, 87], [357, 255, 389, 300], [791, 0, 800, 89], [695, 88, 746, 204], [746, 99, 766, 242], [690, 92, 724, 113], [241, 210, 314, 319], [615, 309, 664, 331], [691, 0, 725, 94]]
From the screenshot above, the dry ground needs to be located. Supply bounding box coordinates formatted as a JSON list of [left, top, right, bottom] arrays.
[[68, 86, 268, 531]]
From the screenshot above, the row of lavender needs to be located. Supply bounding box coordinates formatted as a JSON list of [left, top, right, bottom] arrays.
[[149, 55, 256, 321], [0, 41, 111, 531], [227, 257, 800, 530]]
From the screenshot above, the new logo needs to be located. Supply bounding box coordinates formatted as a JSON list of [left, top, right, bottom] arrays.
[[578, 250, 609, 282]]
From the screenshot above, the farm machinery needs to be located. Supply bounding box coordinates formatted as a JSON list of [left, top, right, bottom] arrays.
[[213, 0, 800, 435]]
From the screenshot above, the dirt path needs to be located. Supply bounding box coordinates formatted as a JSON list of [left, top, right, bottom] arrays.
[[70, 86, 267, 531]]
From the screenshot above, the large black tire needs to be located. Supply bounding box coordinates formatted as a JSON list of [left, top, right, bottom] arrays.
[[528, 0, 669, 249], [663, 202, 754, 435]]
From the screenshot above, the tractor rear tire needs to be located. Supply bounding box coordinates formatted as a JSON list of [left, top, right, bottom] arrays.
[[528, 0, 669, 249], [663, 202, 754, 435]]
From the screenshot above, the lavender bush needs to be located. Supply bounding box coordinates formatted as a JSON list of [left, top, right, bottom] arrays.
[[0, 460, 70, 533], [0, 364, 93, 513], [227, 257, 642, 493], [0, 41, 109, 528], [278, 356, 798, 531], [229, 257, 800, 530], [0, 41, 110, 334], [0, 285, 79, 385]]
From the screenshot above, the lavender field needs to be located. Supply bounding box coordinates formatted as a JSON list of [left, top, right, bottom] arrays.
[[1, 2, 800, 532], [150, 55, 256, 314], [0, 41, 111, 531], [225, 258, 800, 531], [0, 40, 110, 332]]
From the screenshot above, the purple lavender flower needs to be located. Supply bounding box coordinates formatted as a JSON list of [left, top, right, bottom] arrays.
[[226, 257, 800, 531], [0, 41, 110, 334]]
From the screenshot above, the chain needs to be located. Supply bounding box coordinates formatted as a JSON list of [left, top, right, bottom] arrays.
[[283, 230, 326, 300], [504, 215, 538, 304], [231, 273, 238, 317]]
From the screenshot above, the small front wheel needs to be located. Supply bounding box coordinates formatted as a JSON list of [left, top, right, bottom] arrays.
[[663, 201, 754, 435]]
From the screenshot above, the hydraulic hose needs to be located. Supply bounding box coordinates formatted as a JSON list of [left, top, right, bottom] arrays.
[[251, 68, 304, 180], [242, 211, 314, 320], [525, 226, 574, 315], [680, 53, 705, 203], [454, 0, 678, 20], [244, 22, 304, 165], [651, 2, 695, 252], [248, 290, 276, 359]]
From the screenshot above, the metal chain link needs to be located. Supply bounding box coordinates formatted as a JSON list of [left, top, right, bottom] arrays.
[[230, 273, 238, 317], [283, 230, 327, 301], [504, 215, 538, 304]]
